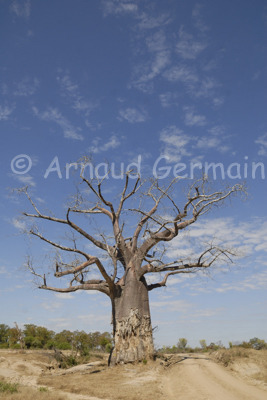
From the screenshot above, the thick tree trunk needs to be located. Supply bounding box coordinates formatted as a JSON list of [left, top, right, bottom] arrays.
[[109, 269, 154, 365]]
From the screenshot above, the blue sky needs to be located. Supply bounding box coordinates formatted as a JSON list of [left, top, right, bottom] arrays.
[[1, 0, 267, 347]]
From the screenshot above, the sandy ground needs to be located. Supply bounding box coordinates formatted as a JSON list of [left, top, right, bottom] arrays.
[[0, 350, 266, 400], [163, 354, 267, 400]]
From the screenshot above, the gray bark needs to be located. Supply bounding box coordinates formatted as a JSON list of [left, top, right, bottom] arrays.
[[109, 269, 154, 365]]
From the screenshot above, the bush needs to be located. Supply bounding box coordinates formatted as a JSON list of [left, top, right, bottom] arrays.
[[199, 340, 207, 351], [0, 380, 18, 393], [249, 338, 267, 350], [177, 338, 187, 350], [39, 386, 48, 392], [56, 342, 72, 350], [45, 339, 56, 349], [60, 355, 78, 369], [105, 342, 113, 353], [10, 343, 21, 349]]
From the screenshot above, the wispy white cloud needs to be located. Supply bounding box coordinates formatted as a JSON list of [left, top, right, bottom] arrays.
[[195, 125, 229, 153], [55, 293, 74, 299], [192, 3, 209, 33], [192, 308, 224, 318], [159, 123, 230, 162], [159, 92, 178, 108], [194, 77, 220, 98], [212, 97, 224, 107], [151, 299, 192, 312], [57, 72, 98, 116], [0, 104, 15, 121], [32, 106, 83, 140], [195, 136, 229, 152], [35, 197, 45, 204], [0, 266, 8, 275], [131, 30, 171, 91], [118, 107, 147, 123], [103, 2, 172, 93], [146, 30, 168, 53], [11, 218, 26, 231], [102, 0, 138, 16], [163, 64, 198, 84], [48, 317, 70, 328], [208, 125, 225, 136], [215, 271, 267, 293], [255, 133, 267, 156], [42, 302, 62, 311], [88, 135, 121, 153], [163, 63, 222, 108], [10, 0, 31, 18], [202, 59, 218, 72], [11, 173, 36, 187], [160, 125, 192, 162], [183, 106, 207, 126], [14, 77, 39, 96], [167, 217, 267, 263], [195, 136, 220, 149], [85, 120, 103, 131], [176, 27, 207, 60], [137, 12, 171, 30], [1, 84, 9, 95]]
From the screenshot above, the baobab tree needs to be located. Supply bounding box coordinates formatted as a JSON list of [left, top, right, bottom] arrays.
[[20, 167, 244, 365]]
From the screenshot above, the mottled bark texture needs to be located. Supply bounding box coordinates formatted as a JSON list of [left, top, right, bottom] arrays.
[[110, 270, 154, 364]]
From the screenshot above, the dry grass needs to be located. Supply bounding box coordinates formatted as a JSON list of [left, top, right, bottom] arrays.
[[212, 348, 267, 385], [0, 380, 18, 393], [39, 361, 164, 400], [0, 380, 64, 400], [252, 371, 267, 384], [212, 347, 249, 366], [0, 349, 164, 400], [1, 348, 266, 399]]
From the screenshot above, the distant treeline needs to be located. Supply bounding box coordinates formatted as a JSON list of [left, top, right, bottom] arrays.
[[159, 337, 267, 354], [0, 323, 113, 354]]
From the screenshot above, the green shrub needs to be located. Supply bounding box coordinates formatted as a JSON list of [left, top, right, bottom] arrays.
[[249, 338, 267, 350], [39, 386, 48, 392], [56, 342, 72, 350], [0, 380, 18, 393], [199, 339, 207, 350], [177, 338, 187, 350], [106, 342, 113, 353], [60, 355, 78, 369], [45, 339, 56, 349], [10, 343, 21, 349]]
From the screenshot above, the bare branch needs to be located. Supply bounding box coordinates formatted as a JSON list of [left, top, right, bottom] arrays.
[[116, 173, 142, 217], [29, 229, 90, 259], [64, 208, 112, 252], [40, 283, 110, 296], [138, 182, 245, 258], [79, 168, 114, 219], [54, 259, 95, 277], [26, 256, 110, 295], [147, 270, 193, 291], [140, 245, 238, 279], [21, 174, 245, 303]]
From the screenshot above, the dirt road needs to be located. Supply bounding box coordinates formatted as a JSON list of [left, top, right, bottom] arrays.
[[163, 354, 267, 400], [0, 350, 267, 399]]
